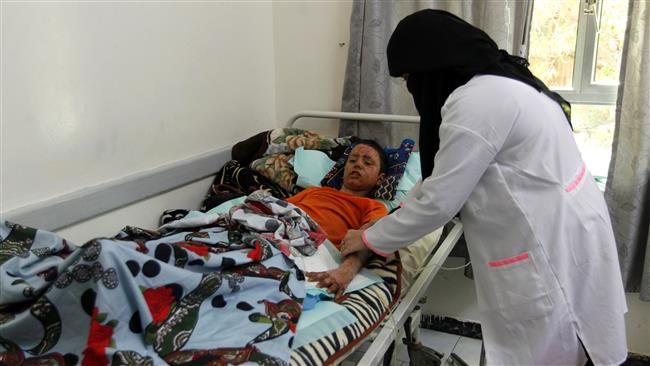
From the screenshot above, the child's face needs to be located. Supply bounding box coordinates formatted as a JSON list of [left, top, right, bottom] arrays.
[[342, 144, 383, 192]]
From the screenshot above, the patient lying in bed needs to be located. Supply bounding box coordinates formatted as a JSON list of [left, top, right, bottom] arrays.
[[286, 140, 389, 297]]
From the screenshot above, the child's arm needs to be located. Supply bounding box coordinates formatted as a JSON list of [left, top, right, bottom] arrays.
[[306, 248, 370, 298]]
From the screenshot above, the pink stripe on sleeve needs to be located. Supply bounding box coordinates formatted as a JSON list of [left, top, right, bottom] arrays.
[[489, 252, 529, 267], [361, 231, 392, 257], [565, 162, 587, 192]]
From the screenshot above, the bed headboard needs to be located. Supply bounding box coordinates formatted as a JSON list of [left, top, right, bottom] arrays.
[[287, 110, 419, 129], [2, 111, 419, 231]]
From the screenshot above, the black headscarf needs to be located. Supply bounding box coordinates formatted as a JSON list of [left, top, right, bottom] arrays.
[[387, 9, 572, 178]]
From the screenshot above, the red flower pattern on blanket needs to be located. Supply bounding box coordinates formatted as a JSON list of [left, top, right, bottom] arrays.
[[246, 241, 263, 262], [82, 307, 116, 366], [179, 243, 210, 257], [143, 286, 175, 323]]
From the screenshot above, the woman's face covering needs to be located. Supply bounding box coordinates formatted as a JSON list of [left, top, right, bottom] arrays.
[[386, 9, 492, 179], [405, 74, 424, 113]]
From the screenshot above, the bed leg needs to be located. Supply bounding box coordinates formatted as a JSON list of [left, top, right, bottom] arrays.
[[409, 307, 422, 343], [402, 308, 444, 366], [382, 339, 397, 366]]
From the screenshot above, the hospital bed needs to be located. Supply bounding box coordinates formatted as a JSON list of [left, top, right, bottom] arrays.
[[1, 111, 464, 366], [285, 111, 463, 366]]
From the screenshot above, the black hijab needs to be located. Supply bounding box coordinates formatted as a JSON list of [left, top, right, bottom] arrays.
[[387, 9, 572, 178]]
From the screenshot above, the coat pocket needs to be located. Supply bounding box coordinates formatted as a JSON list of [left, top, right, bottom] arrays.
[[486, 251, 554, 321]]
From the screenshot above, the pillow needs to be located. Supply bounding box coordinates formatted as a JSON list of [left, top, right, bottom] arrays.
[[249, 153, 298, 194], [397, 151, 421, 191], [232, 128, 355, 166], [291, 147, 336, 188], [377, 152, 421, 211], [266, 128, 355, 159], [320, 139, 415, 201]]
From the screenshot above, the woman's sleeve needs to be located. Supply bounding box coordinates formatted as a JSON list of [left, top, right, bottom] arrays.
[[362, 123, 498, 256]]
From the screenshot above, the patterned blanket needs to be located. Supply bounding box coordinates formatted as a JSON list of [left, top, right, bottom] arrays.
[[0, 191, 324, 366]]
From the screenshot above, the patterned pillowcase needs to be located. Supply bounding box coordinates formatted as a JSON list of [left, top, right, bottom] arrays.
[[320, 139, 415, 201], [246, 129, 358, 196], [265, 128, 355, 160], [249, 153, 299, 195]]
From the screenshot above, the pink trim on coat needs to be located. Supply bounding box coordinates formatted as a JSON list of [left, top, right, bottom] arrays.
[[362, 231, 392, 257], [489, 252, 529, 267], [565, 162, 587, 192]]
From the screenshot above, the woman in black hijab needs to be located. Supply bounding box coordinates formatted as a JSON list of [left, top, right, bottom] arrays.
[[341, 9, 627, 366], [387, 9, 571, 178]]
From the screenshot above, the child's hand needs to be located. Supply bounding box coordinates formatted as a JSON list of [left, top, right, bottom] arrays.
[[306, 265, 357, 298]]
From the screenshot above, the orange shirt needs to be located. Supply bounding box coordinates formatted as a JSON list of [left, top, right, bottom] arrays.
[[287, 187, 388, 248]]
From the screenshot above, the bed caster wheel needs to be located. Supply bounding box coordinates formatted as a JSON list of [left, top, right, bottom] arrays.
[[447, 352, 470, 366]]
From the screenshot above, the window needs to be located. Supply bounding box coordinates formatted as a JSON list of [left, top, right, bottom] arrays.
[[528, 0, 628, 180]]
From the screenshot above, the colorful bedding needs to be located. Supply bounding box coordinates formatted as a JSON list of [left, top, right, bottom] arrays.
[[0, 126, 406, 366], [230, 129, 403, 366], [0, 191, 322, 366]]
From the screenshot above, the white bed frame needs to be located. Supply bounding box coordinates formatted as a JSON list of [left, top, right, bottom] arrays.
[[3, 110, 464, 366]]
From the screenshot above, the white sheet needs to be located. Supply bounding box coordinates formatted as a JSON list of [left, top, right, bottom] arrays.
[[292, 240, 383, 294]]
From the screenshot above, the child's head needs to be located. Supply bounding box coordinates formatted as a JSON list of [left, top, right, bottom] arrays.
[[341, 140, 387, 195]]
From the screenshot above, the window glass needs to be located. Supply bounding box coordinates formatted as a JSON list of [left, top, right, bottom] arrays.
[[594, 0, 628, 84], [571, 104, 615, 178], [529, 0, 580, 89]]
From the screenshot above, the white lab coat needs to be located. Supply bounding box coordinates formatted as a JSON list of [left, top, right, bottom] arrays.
[[364, 75, 628, 365]]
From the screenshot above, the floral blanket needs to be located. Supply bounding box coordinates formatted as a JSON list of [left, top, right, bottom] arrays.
[[0, 191, 324, 366]]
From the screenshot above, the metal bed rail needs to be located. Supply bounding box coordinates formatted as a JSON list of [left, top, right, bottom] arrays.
[[287, 110, 420, 128], [359, 219, 463, 365]]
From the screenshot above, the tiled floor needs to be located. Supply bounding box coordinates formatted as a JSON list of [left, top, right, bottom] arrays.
[[341, 328, 483, 366]]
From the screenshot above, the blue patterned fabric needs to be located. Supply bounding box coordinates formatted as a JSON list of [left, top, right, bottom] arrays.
[[0, 191, 322, 366], [320, 139, 415, 200]]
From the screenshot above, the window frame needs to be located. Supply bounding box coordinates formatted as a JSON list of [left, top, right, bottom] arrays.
[[547, 0, 619, 105]]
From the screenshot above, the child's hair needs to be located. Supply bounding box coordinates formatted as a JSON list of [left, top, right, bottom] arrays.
[[353, 139, 388, 174]]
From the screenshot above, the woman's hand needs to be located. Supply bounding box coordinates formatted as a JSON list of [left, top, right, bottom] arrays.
[[306, 265, 357, 298], [340, 229, 366, 257]]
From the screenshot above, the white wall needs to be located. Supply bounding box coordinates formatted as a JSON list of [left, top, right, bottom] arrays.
[[56, 177, 213, 243], [424, 257, 650, 356], [1, 2, 278, 242], [273, 1, 353, 136]]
